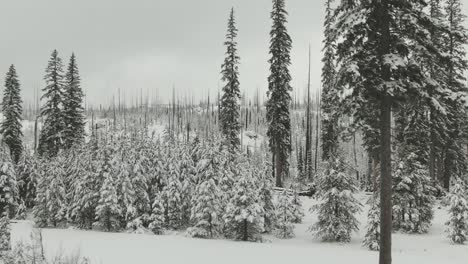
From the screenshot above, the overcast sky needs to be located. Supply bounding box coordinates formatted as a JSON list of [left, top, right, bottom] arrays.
[[0, 0, 467, 107]]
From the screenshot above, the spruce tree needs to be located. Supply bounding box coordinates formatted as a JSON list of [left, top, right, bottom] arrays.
[[94, 148, 121, 232], [266, 0, 293, 187], [67, 148, 97, 229], [16, 150, 38, 208], [0, 214, 10, 251], [33, 161, 50, 227], [392, 154, 435, 234], [0, 147, 18, 219], [427, 0, 446, 183], [320, 0, 339, 160], [441, 0, 468, 191], [363, 193, 381, 251], [273, 191, 296, 239], [178, 146, 196, 227], [38, 50, 65, 157], [220, 8, 241, 151], [1, 65, 23, 164], [63, 53, 85, 149], [188, 158, 222, 238], [161, 165, 183, 229], [331, 1, 448, 262], [258, 169, 275, 233], [116, 157, 135, 228], [46, 157, 67, 227], [125, 148, 151, 229], [310, 157, 361, 242], [223, 170, 264, 241], [148, 192, 165, 235], [445, 178, 468, 244], [33, 156, 67, 227]]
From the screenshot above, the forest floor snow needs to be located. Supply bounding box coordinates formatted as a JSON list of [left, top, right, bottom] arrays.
[[10, 193, 467, 264]]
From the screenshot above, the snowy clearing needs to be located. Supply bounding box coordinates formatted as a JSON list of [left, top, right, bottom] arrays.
[[10, 194, 467, 264]]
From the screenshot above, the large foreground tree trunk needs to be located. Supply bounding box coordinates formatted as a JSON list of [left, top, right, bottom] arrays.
[[380, 96, 392, 264], [378, 1, 392, 263]]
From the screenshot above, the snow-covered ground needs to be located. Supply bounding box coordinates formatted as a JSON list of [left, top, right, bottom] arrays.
[[10, 193, 467, 264]]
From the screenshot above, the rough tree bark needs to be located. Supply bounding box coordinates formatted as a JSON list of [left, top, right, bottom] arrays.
[[377, 0, 392, 263]]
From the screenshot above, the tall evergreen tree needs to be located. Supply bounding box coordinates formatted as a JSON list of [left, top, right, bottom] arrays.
[[320, 0, 339, 161], [427, 0, 446, 184], [266, 0, 293, 187], [220, 8, 241, 151], [1, 65, 23, 164], [63, 53, 85, 149], [38, 50, 65, 157], [332, 0, 446, 262], [441, 0, 468, 190]]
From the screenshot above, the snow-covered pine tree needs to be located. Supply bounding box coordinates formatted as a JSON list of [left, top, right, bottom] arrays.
[[223, 169, 264, 241], [16, 150, 38, 208], [116, 153, 136, 229], [426, 0, 447, 184], [178, 145, 196, 228], [440, 0, 468, 191], [38, 50, 65, 158], [320, 0, 339, 161], [63, 53, 85, 149], [273, 191, 295, 239], [16, 200, 26, 220], [1, 65, 23, 164], [290, 186, 304, 224], [126, 147, 151, 229], [266, 0, 292, 188], [219, 8, 241, 151], [218, 147, 235, 210], [0, 215, 10, 251], [94, 147, 121, 232], [148, 192, 165, 235], [161, 158, 183, 229], [67, 148, 97, 229], [363, 193, 381, 251], [188, 155, 222, 238], [257, 163, 275, 233], [445, 178, 468, 244], [46, 157, 67, 227], [33, 162, 50, 227], [392, 153, 435, 234], [310, 157, 361, 242], [0, 148, 15, 250], [331, 0, 448, 261], [0, 147, 18, 219]]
